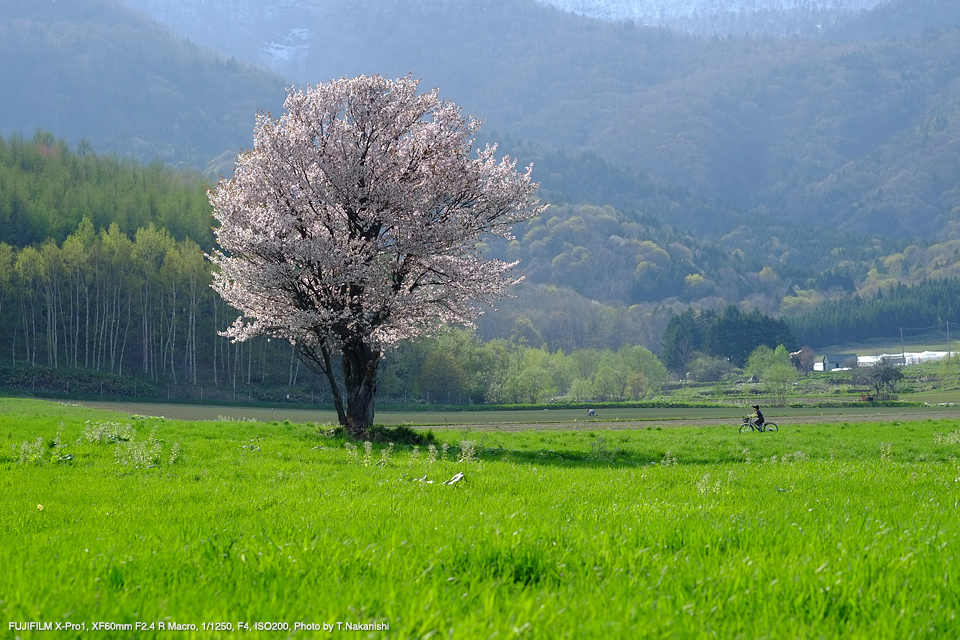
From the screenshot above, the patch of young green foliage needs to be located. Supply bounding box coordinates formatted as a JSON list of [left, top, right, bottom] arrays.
[[1, 399, 958, 638]]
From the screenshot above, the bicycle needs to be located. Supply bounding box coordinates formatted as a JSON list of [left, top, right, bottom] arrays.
[[739, 417, 778, 433]]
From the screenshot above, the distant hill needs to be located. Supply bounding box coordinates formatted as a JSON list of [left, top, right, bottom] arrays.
[[114, 0, 960, 240], [545, 0, 960, 38], [828, 0, 960, 39], [543, 0, 889, 36], [0, 0, 286, 172]]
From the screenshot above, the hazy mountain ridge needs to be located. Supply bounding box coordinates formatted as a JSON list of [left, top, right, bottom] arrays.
[[544, 0, 886, 19], [540, 0, 888, 36], [119, 0, 910, 82], [120, 0, 319, 77], [0, 0, 286, 170], [542, 0, 960, 41], [111, 0, 960, 239]]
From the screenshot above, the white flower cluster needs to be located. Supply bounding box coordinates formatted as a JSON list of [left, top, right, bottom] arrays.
[[209, 75, 543, 355]]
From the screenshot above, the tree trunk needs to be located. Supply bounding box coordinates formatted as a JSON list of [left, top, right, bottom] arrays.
[[340, 339, 381, 440]]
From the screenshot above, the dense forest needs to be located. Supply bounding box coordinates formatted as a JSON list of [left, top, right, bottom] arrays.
[[497, 200, 903, 310], [0, 0, 285, 173], [660, 307, 797, 374], [0, 131, 214, 247], [789, 278, 960, 347], [0, 136, 678, 405], [0, 219, 673, 406]]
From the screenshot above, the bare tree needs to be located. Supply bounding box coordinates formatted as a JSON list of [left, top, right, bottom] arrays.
[[855, 356, 904, 399]]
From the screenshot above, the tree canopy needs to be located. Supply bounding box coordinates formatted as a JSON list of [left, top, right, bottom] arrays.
[[661, 306, 796, 372], [0, 131, 215, 248], [209, 76, 542, 437]]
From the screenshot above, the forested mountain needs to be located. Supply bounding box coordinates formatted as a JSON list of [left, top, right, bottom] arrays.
[[113, 0, 960, 239], [6, 0, 960, 239], [544, 0, 888, 36], [0, 0, 285, 172], [493, 202, 898, 308]]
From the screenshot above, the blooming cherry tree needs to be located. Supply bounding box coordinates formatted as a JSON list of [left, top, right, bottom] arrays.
[[209, 75, 542, 439]]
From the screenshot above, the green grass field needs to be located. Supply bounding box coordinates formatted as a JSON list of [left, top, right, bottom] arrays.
[[2, 399, 959, 638]]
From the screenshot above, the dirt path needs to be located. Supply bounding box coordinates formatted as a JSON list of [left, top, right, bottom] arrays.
[[431, 408, 960, 431], [75, 399, 960, 431]]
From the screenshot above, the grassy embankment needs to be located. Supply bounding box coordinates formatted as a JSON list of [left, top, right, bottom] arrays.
[[2, 399, 958, 638]]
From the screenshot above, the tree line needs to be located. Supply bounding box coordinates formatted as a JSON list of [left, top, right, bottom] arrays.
[[788, 277, 960, 347], [384, 330, 669, 406], [0, 218, 231, 387], [6, 132, 960, 407], [0, 218, 673, 406], [0, 131, 215, 248], [660, 306, 798, 376]]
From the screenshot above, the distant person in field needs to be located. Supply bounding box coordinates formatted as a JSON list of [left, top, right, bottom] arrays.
[[750, 404, 764, 427]]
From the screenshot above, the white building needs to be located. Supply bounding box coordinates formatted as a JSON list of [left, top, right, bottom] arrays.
[[814, 351, 951, 371], [858, 352, 949, 367]]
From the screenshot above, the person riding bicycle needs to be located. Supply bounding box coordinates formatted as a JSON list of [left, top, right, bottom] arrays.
[[749, 405, 765, 428]]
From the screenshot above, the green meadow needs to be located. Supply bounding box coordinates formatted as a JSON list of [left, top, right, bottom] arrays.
[[2, 398, 959, 638]]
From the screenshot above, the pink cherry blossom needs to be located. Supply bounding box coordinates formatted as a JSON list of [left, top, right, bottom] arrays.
[[209, 75, 542, 438]]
